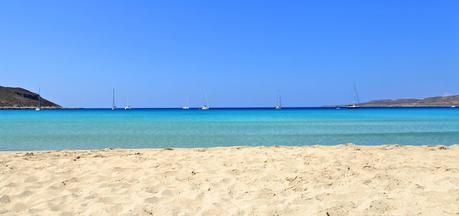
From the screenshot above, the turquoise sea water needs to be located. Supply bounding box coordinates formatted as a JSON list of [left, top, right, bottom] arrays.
[[1, 108, 459, 151]]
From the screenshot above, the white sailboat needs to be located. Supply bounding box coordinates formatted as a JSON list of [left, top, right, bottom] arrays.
[[275, 96, 282, 110], [201, 95, 209, 110], [112, 88, 116, 110], [124, 96, 131, 110], [35, 88, 41, 111], [347, 84, 360, 109], [182, 98, 190, 110], [347, 104, 358, 109]]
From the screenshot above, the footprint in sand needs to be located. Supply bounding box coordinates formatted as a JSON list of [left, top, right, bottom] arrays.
[[17, 190, 33, 198], [220, 177, 232, 184], [106, 204, 123, 214], [97, 196, 113, 203], [144, 196, 159, 204], [160, 189, 174, 197], [0, 195, 11, 205], [24, 176, 39, 183], [367, 199, 391, 215], [12, 203, 27, 212], [322, 201, 356, 216], [47, 196, 69, 211], [143, 186, 160, 194], [47, 202, 61, 212]]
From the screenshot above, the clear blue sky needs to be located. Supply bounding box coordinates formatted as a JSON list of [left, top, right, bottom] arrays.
[[1, 0, 458, 108]]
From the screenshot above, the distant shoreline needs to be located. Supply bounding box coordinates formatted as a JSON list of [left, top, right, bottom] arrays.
[[0, 107, 63, 110], [1, 106, 458, 110]]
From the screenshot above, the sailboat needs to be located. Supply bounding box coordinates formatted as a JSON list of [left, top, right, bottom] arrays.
[[347, 84, 360, 109], [35, 88, 41, 111], [275, 96, 282, 110], [112, 88, 116, 110], [182, 98, 190, 110], [124, 96, 131, 110], [201, 95, 209, 110]]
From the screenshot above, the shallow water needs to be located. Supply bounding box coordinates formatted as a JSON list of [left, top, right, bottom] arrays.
[[1, 108, 459, 150]]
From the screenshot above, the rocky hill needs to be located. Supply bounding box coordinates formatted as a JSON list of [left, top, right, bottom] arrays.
[[0, 86, 61, 109], [358, 95, 459, 107]]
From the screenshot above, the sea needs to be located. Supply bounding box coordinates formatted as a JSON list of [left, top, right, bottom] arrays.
[[1, 108, 459, 151]]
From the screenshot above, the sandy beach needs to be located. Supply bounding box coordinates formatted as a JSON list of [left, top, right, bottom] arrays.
[[1, 144, 458, 216]]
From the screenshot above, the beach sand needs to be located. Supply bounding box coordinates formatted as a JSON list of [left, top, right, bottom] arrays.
[[1, 145, 458, 216]]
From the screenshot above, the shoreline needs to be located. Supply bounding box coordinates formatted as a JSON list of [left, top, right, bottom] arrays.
[[0, 143, 457, 153]]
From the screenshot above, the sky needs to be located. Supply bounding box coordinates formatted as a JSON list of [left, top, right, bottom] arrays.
[[1, 0, 458, 108]]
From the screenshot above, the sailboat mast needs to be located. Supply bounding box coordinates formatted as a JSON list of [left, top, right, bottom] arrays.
[[275, 95, 282, 109], [201, 94, 209, 110], [353, 84, 360, 105], [112, 88, 116, 110], [38, 88, 41, 109]]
